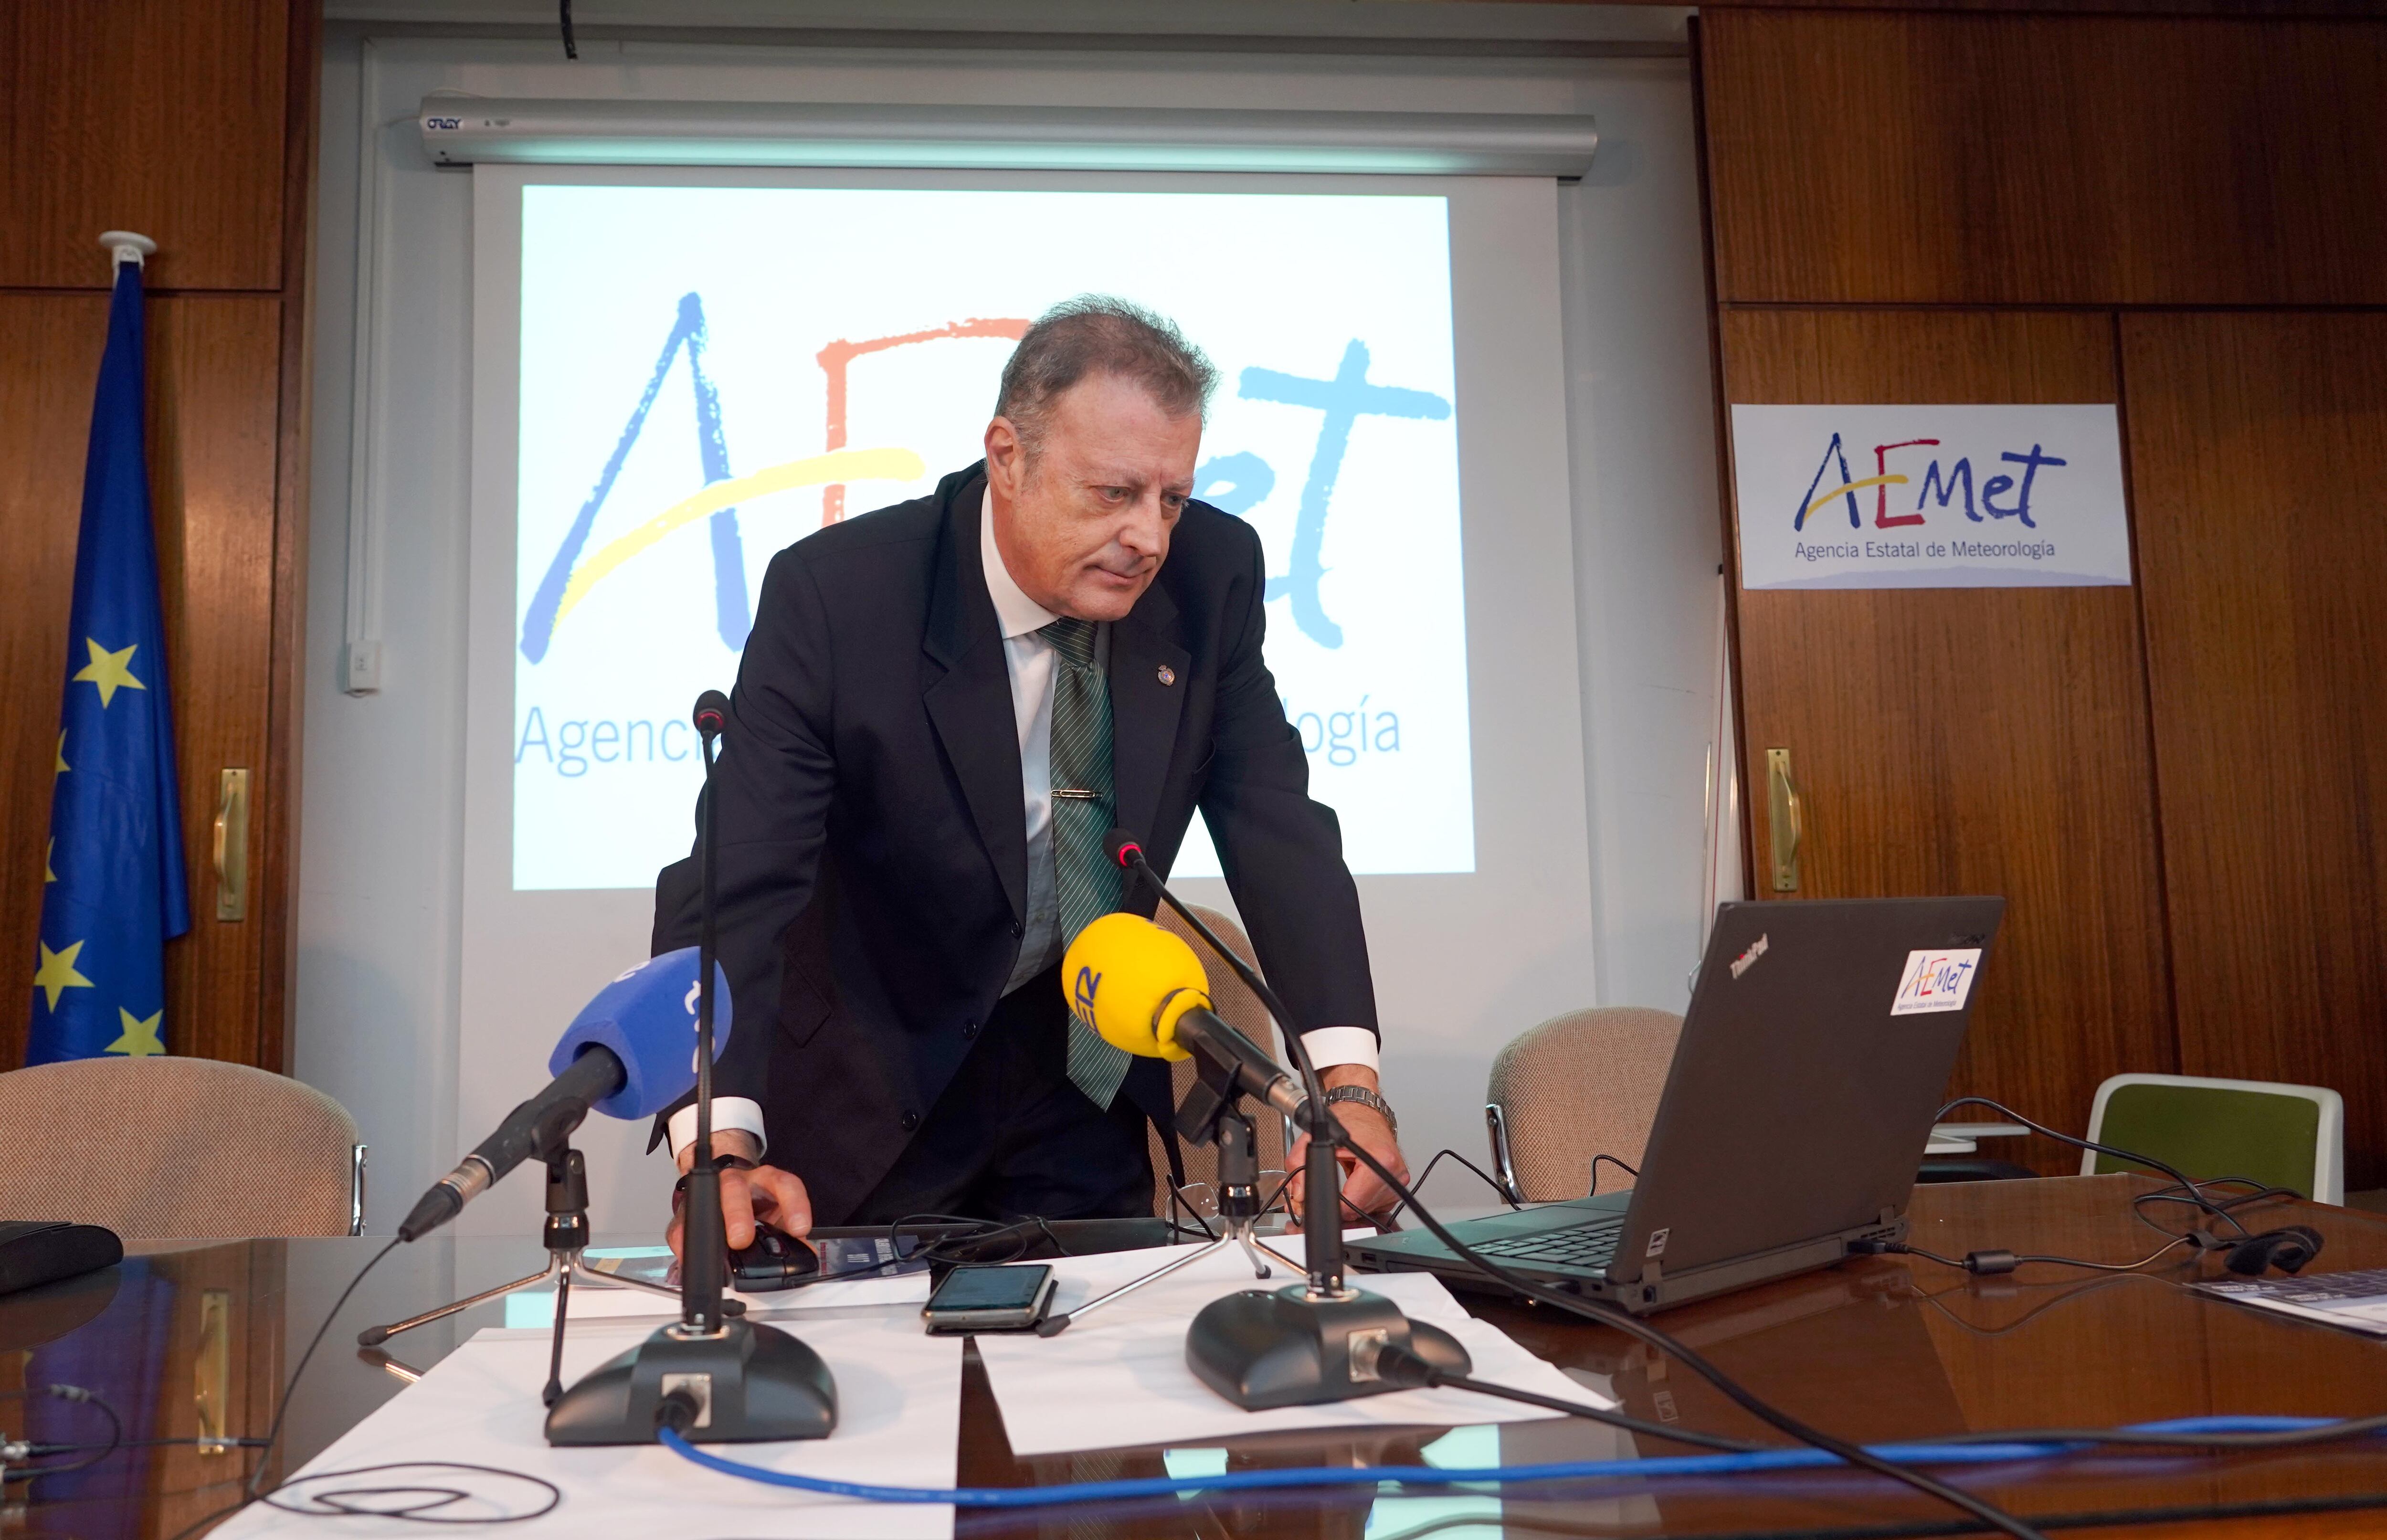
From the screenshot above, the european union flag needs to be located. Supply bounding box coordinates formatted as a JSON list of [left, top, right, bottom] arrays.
[[27, 257, 190, 1064]]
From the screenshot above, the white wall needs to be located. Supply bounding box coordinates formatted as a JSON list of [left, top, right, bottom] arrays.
[[299, 5, 1723, 1235]]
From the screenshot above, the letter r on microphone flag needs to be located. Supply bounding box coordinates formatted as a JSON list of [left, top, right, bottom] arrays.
[[26, 257, 190, 1065]]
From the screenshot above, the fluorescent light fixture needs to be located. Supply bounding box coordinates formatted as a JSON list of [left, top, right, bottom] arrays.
[[419, 98, 1596, 177]]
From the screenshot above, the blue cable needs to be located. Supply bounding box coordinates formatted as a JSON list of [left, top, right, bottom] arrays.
[[659, 1415, 2366, 1509]]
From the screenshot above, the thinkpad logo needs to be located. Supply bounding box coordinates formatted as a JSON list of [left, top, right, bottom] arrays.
[[1730, 933, 1769, 980]]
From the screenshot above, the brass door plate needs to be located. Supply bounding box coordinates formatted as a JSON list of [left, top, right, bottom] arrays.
[[214, 769, 249, 921], [1765, 749, 1802, 893]]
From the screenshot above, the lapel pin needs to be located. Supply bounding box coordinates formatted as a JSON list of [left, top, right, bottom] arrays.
[[1157, 665, 1176, 686]]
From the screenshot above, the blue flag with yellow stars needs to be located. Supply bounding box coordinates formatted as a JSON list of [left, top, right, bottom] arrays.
[[27, 256, 190, 1064]]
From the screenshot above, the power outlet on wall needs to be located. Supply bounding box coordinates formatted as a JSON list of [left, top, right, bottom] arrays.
[[342, 638, 383, 695]]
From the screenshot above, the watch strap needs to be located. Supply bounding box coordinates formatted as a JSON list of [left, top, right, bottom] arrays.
[[1322, 1084, 1397, 1136]]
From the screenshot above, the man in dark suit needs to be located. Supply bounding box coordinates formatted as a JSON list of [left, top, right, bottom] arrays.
[[655, 297, 1407, 1257]]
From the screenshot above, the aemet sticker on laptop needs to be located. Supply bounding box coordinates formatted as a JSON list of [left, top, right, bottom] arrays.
[[1891, 949, 1983, 1015]]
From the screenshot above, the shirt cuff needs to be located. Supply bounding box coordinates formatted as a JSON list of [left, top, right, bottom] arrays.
[[667, 1097, 769, 1162], [1299, 1026, 1380, 1075]]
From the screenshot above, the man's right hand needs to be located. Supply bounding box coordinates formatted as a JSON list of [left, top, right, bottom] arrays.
[[668, 1132, 814, 1259]]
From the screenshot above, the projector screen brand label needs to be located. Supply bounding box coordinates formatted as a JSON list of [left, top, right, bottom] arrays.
[[1891, 949, 1982, 1015]]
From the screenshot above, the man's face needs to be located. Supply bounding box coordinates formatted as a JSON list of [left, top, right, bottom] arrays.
[[984, 373, 1201, 622]]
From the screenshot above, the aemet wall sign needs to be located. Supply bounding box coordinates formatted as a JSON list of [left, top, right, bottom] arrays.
[[1731, 404, 2132, 591]]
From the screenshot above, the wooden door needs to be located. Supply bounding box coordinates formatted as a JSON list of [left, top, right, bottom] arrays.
[[1720, 310, 2176, 1163], [2123, 313, 2387, 1188]]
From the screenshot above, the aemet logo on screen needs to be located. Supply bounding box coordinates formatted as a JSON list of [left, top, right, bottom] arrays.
[[510, 186, 1473, 891]]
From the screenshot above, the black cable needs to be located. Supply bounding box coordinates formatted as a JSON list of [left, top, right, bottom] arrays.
[[248, 1239, 400, 1503], [1866, 1234, 2197, 1276], [261, 1461, 560, 1523], [1589, 1154, 1639, 1196], [2130, 1178, 2298, 1242], [0, 1385, 122, 1480], [1372, 1348, 1762, 1454], [161, 1238, 576, 1539], [1331, 1136, 2055, 1540], [18, 1437, 272, 1454], [1934, 1096, 2248, 1232], [166, 1237, 399, 1540], [1382, 1147, 1521, 1225], [1430, 1372, 2387, 1467], [1903, 1273, 2161, 1341], [1166, 1181, 1220, 1240]]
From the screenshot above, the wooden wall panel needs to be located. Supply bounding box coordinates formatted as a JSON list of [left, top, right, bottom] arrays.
[[1722, 310, 2174, 1158], [2123, 312, 2387, 1188], [1700, 11, 2387, 306], [0, 0, 289, 291]]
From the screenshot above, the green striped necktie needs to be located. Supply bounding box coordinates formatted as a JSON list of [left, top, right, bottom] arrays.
[[1042, 616, 1134, 1109]]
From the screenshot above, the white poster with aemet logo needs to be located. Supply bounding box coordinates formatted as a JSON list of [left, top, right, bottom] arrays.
[[1731, 404, 2133, 590]]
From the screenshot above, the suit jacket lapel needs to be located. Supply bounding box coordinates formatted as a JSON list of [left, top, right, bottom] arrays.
[[1109, 581, 1191, 854], [921, 469, 1027, 922]]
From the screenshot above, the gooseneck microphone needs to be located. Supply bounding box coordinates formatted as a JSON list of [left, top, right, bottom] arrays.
[[397, 948, 733, 1242], [545, 687, 838, 1447], [1066, 834, 1471, 1411], [1104, 828, 1347, 1287], [682, 688, 733, 1333]]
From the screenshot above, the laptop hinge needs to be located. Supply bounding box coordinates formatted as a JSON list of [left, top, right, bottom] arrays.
[[1879, 1207, 1898, 1228]]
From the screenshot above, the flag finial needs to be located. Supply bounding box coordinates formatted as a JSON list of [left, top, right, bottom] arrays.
[[97, 231, 157, 268]]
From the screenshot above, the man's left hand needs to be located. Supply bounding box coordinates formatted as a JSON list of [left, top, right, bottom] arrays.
[[1287, 1064, 1408, 1225]]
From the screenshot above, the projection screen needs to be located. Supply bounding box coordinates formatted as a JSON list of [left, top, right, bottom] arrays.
[[462, 165, 1594, 1235]]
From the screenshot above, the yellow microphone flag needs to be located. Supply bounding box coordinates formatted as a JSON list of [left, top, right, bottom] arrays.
[[1062, 912, 1210, 1062]]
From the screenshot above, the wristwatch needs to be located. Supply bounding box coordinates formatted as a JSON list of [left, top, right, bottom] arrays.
[[1322, 1084, 1398, 1136]]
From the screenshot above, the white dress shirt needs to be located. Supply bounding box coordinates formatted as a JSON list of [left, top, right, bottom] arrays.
[[670, 492, 1375, 1160]]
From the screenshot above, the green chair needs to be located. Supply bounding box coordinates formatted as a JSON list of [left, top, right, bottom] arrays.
[[2081, 1073, 2344, 1204]]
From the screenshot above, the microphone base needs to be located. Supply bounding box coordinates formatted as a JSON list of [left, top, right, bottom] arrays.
[[1185, 1285, 1471, 1411], [545, 1318, 837, 1445]]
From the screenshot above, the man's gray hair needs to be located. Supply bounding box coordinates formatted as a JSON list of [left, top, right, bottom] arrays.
[[995, 296, 1218, 456]]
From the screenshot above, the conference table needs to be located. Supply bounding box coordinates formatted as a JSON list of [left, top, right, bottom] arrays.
[[8, 1174, 2387, 1539]]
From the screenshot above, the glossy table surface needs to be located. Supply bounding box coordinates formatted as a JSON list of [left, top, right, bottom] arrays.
[[8, 1174, 2387, 1539]]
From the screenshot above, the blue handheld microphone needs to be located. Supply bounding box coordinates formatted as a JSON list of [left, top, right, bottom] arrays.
[[398, 947, 731, 1240]]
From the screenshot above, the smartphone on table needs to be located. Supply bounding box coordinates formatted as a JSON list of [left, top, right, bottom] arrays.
[[920, 1264, 1056, 1333]]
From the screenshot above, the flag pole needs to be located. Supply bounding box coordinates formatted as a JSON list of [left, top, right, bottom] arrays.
[[98, 231, 156, 268]]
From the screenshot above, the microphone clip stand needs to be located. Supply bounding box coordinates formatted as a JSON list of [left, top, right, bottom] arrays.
[[1035, 1072, 1303, 1337], [357, 1135, 686, 1405], [544, 696, 838, 1445]]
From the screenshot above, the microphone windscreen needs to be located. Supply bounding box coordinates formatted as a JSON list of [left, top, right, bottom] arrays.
[[548, 947, 732, 1119], [1063, 913, 1207, 1061]]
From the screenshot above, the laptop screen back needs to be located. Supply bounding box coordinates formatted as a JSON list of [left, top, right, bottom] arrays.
[[1608, 897, 2005, 1284]]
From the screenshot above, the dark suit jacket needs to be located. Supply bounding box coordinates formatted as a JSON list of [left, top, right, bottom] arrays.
[[653, 463, 1376, 1224]]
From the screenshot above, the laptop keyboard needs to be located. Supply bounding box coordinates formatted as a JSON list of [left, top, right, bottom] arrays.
[[1468, 1216, 1625, 1270]]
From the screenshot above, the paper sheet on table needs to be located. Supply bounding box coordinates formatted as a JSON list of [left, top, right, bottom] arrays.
[[973, 1241, 1606, 1456], [500, 1247, 932, 1328], [216, 1314, 961, 1540]]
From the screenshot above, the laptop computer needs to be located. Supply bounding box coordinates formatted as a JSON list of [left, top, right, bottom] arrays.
[[1350, 896, 2005, 1313]]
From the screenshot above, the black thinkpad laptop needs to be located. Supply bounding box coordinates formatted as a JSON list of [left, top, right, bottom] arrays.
[[1351, 896, 2005, 1313]]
